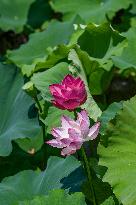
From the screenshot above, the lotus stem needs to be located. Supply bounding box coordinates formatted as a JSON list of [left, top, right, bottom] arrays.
[[81, 146, 97, 205]]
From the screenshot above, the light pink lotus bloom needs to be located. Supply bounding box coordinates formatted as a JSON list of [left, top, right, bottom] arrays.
[[46, 110, 100, 156], [49, 74, 87, 110]]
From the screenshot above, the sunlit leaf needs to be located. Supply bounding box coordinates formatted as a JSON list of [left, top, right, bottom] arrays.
[[68, 49, 102, 121], [99, 96, 136, 205], [18, 189, 86, 205]]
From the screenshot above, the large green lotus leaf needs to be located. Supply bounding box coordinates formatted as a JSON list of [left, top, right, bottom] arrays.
[[78, 23, 126, 71], [7, 20, 75, 76], [98, 96, 136, 205], [0, 156, 82, 205], [44, 106, 74, 133], [31, 62, 70, 101], [0, 63, 41, 156], [50, 0, 131, 24], [18, 189, 86, 205], [76, 23, 126, 95], [112, 27, 136, 70], [68, 49, 102, 121], [0, 0, 34, 33]]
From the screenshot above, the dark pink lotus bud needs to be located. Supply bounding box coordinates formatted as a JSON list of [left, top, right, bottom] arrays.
[[49, 74, 87, 110]]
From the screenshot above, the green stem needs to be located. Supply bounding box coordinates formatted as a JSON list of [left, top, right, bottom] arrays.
[[34, 96, 42, 113], [81, 146, 97, 205], [42, 123, 46, 141], [34, 96, 46, 141]]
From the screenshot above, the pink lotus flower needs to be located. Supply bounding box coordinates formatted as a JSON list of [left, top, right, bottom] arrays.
[[46, 110, 100, 156], [49, 74, 87, 110]]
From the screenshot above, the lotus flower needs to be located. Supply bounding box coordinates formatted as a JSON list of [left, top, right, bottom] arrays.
[[49, 74, 87, 110], [46, 110, 100, 156]]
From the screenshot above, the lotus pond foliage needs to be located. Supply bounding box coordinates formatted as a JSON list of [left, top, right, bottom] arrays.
[[0, 0, 136, 205]]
